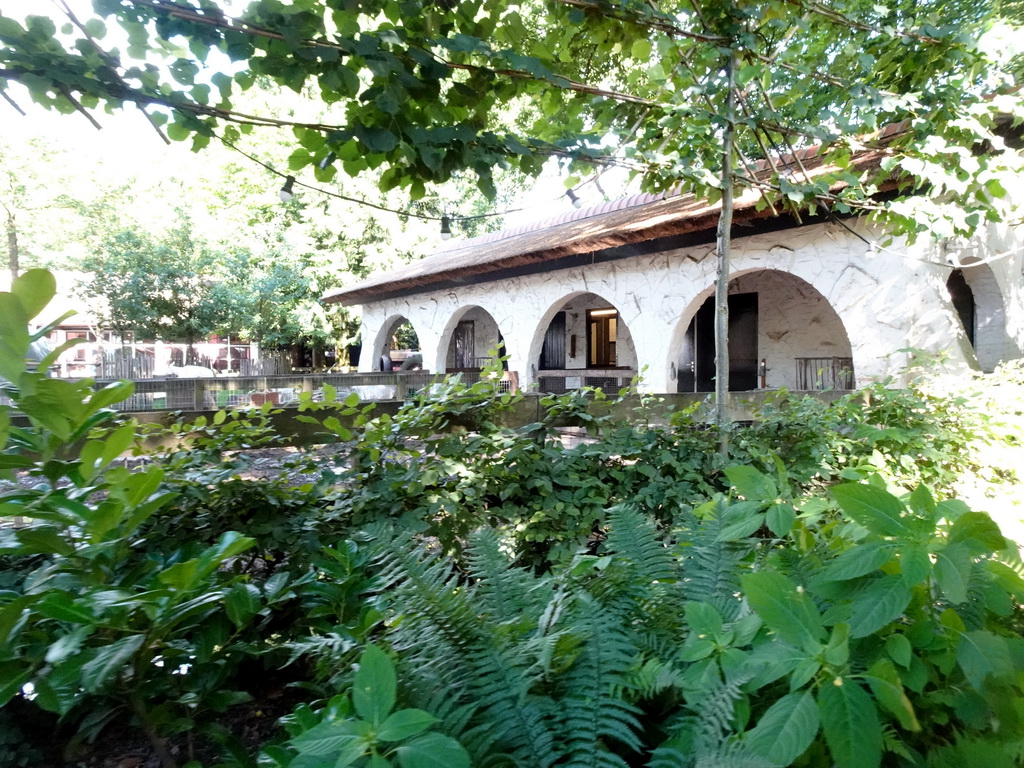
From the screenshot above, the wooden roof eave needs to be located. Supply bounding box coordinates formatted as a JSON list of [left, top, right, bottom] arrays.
[[323, 149, 893, 307]]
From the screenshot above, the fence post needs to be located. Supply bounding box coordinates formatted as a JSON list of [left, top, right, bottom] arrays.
[[193, 379, 206, 411], [302, 377, 313, 397]]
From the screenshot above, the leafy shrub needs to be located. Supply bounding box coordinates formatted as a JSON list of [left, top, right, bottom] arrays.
[[324, 492, 1024, 768], [0, 273, 370, 766]]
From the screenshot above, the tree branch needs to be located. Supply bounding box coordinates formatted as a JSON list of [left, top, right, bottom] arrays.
[[548, 0, 727, 43], [55, 83, 103, 130], [52, 0, 171, 144], [0, 89, 26, 116]]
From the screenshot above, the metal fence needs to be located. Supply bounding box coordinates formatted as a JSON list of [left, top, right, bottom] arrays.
[[795, 357, 856, 391], [536, 369, 638, 395], [84, 370, 526, 413]]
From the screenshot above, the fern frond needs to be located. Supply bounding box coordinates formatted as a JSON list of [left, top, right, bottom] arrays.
[[374, 536, 482, 699], [467, 527, 550, 624], [603, 505, 678, 585], [695, 740, 779, 768], [624, 657, 688, 700], [647, 731, 694, 768], [468, 643, 561, 768], [676, 505, 751, 622], [558, 598, 644, 766], [687, 667, 751, 757], [592, 506, 687, 639]]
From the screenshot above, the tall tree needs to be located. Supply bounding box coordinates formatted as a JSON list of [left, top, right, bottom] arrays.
[[79, 219, 246, 362], [2, 0, 1021, 422]]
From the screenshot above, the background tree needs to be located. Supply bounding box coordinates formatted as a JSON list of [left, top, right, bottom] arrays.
[[79, 219, 247, 362]]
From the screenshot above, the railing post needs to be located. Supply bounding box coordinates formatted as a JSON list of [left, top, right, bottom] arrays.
[[396, 373, 406, 401], [302, 377, 313, 397], [193, 379, 206, 411]]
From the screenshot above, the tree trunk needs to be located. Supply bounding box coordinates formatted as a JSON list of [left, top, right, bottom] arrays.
[[5, 207, 17, 284], [714, 50, 737, 451]]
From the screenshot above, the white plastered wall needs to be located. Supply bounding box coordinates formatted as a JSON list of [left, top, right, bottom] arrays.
[[355, 220, 1024, 391]]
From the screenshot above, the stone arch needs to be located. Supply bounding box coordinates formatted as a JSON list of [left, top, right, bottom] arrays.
[[947, 263, 1007, 372], [669, 269, 855, 392], [371, 314, 422, 372], [528, 291, 639, 392], [433, 305, 507, 373]]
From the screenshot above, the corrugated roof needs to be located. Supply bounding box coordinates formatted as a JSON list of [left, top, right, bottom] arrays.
[[324, 134, 903, 306]]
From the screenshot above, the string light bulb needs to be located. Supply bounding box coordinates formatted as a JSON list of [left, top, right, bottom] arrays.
[[440, 215, 452, 240], [566, 189, 583, 209], [279, 175, 296, 203]]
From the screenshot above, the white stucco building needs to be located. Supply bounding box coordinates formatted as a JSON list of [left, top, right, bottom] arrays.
[[324, 150, 1024, 395]]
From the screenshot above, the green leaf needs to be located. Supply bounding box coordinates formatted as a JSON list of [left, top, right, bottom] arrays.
[[12, 269, 57, 321], [864, 658, 920, 731], [36, 591, 96, 624], [848, 576, 911, 638], [746, 691, 819, 765], [724, 465, 777, 501], [717, 511, 765, 541], [631, 39, 652, 60], [377, 709, 437, 742], [0, 661, 31, 707], [817, 680, 882, 768], [956, 630, 1013, 691], [290, 720, 368, 761], [16, 527, 74, 556], [353, 644, 396, 725], [885, 634, 912, 668], [948, 512, 1006, 552], [742, 572, 824, 650], [80, 634, 145, 692], [766, 501, 795, 536], [395, 732, 471, 768], [823, 623, 850, 666], [934, 544, 972, 604], [899, 544, 931, 586], [686, 602, 724, 642], [225, 583, 261, 628], [830, 484, 909, 537], [821, 542, 896, 581]]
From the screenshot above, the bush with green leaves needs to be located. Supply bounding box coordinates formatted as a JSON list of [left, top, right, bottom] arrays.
[[0, 272, 372, 767], [325, 487, 1024, 768], [2, 270, 1020, 767]]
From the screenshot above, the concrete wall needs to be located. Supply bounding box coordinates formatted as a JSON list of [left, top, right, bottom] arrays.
[[356, 220, 1024, 391]]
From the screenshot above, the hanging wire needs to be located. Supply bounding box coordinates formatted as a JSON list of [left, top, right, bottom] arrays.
[[217, 134, 600, 225]]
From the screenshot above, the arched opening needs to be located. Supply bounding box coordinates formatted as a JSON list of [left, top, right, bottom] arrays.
[[439, 306, 507, 372], [946, 269, 975, 348], [946, 264, 1007, 371], [373, 316, 422, 372], [531, 292, 638, 393], [674, 270, 855, 392]]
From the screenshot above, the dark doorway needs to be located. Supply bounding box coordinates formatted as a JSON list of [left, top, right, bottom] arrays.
[[678, 293, 759, 392], [540, 311, 566, 369], [946, 269, 975, 347], [587, 308, 618, 367], [452, 320, 475, 369]]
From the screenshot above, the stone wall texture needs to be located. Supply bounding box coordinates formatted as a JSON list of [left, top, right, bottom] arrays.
[[356, 220, 1024, 392]]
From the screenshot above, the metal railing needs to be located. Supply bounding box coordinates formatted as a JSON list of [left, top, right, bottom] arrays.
[[536, 369, 638, 395], [84, 370, 520, 413], [795, 357, 855, 391]]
